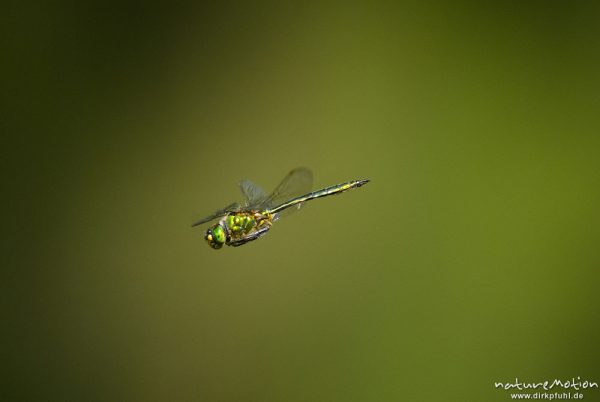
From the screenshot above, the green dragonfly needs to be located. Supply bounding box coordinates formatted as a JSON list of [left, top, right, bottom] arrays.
[[192, 168, 369, 249]]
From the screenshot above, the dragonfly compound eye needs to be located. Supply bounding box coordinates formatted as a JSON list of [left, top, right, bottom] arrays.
[[205, 225, 226, 249]]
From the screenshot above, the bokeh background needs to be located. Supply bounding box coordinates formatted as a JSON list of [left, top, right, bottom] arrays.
[[3, 1, 600, 401]]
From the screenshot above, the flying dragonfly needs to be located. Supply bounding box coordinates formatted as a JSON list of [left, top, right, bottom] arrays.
[[192, 168, 369, 249]]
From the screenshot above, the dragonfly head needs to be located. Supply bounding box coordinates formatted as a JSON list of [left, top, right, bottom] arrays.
[[205, 224, 226, 249]]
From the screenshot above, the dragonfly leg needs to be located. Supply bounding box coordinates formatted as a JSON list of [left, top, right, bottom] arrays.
[[229, 226, 271, 247]]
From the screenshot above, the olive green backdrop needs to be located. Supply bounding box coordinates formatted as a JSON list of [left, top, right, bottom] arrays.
[[3, 2, 600, 401]]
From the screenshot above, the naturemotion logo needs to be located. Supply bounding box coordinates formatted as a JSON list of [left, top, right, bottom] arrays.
[[494, 377, 598, 391]]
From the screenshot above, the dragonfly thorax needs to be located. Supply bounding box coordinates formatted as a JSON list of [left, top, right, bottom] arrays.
[[206, 211, 274, 249]]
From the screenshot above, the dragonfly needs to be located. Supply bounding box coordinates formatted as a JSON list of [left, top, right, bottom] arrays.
[[192, 168, 369, 249]]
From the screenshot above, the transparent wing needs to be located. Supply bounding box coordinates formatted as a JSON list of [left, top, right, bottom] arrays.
[[260, 167, 313, 216], [191, 202, 240, 227], [192, 168, 313, 227], [239, 180, 269, 207]]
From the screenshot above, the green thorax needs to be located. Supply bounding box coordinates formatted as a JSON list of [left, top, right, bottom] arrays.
[[224, 211, 273, 238]]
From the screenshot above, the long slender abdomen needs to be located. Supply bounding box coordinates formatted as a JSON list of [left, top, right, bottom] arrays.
[[268, 179, 369, 214]]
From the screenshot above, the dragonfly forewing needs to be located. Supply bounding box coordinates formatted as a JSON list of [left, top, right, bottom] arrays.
[[191, 202, 241, 227]]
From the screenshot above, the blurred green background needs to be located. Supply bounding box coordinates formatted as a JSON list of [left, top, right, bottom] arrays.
[[3, 1, 600, 401]]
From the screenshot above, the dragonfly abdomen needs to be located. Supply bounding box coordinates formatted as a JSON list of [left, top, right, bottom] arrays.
[[267, 179, 369, 215]]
